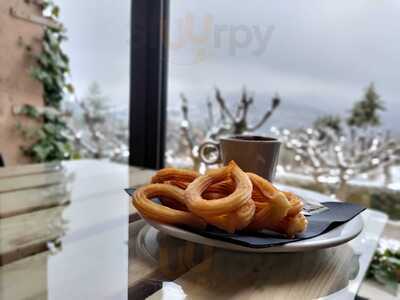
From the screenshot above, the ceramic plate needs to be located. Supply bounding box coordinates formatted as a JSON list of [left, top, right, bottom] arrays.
[[141, 185, 364, 253]]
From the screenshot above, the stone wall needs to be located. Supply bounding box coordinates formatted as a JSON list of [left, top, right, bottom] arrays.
[[0, 0, 44, 165]]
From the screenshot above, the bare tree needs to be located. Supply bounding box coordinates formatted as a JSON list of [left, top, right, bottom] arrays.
[[276, 83, 400, 199], [275, 126, 400, 200], [176, 87, 281, 170]]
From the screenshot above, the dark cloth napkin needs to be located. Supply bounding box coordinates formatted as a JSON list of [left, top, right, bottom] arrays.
[[126, 188, 365, 248]]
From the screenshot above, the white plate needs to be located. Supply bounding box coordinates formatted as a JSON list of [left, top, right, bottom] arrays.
[[142, 185, 364, 253]]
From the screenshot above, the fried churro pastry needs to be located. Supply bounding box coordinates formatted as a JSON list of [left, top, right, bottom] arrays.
[[151, 168, 199, 185], [132, 161, 307, 236], [244, 174, 307, 235], [151, 169, 197, 209], [183, 161, 255, 233], [246, 192, 291, 231], [272, 213, 308, 237], [133, 184, 206, 229], [284, 192, 304, 217], [185, 161, 252, 216], [202, 180, 234, 200]]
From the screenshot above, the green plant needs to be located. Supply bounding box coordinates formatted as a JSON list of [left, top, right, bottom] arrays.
[[313, 83, 384, 133], [17, 105, 74, 162], [313, 115, 342, 134], [370, 192, 400, 221], [17, 0, 74, 162], [347, 83, 385, 128], [368, 246, 400, 293]]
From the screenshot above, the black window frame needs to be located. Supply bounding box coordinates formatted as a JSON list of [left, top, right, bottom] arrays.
[[129, 0, 170, 169]]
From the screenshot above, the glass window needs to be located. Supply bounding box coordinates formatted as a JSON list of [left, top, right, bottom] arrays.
[[166, 1, 400, 218], [58, 0, 131, 163]]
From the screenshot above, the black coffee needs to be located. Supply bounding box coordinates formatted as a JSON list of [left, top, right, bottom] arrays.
[[231, 135, 277, 142]]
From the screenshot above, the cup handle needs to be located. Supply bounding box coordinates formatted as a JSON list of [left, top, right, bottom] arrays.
[[198, 141, 221, 165]]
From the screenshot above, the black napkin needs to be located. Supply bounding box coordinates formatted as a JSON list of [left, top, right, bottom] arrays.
[[126, 188, 365, 248]]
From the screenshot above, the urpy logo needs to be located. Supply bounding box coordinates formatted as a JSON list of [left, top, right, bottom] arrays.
[[169, 12, 275, 66]]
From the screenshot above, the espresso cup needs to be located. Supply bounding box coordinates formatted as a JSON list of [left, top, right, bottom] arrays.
[[199, 136, 281, 181]]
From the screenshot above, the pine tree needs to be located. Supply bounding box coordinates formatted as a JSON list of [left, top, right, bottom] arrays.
[[347, 83, 385, 128], [314, 115, 342, 134], [83, 82, 109, 121]]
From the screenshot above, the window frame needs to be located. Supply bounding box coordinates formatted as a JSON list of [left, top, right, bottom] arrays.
[[129, 0, 170, 169]]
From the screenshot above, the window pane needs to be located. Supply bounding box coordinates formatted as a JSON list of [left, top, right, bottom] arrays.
[[166, 1, 400, 217], [58, 0, 131, 163]]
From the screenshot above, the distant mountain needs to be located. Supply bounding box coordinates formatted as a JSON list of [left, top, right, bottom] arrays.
[[167, 91, 328, 133], [167, 91, 399, 137]]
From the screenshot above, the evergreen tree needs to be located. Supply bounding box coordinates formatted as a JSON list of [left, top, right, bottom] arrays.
[[314, 115, 342, 134], [82, 82, 109, 123], [347, 83, 385, 128]]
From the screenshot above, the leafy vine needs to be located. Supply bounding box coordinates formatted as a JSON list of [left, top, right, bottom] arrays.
[[16, 0, 75, 162]]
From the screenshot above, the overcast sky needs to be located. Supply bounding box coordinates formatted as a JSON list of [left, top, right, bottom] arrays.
[[58, 0, 131, 113], [58, 0, 399, 132]]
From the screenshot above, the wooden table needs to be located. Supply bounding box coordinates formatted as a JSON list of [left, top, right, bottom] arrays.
[[0, 160, 388, 300]]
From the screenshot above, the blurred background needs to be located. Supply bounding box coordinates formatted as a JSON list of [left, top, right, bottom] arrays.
[[0, 0, 399, 296]]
